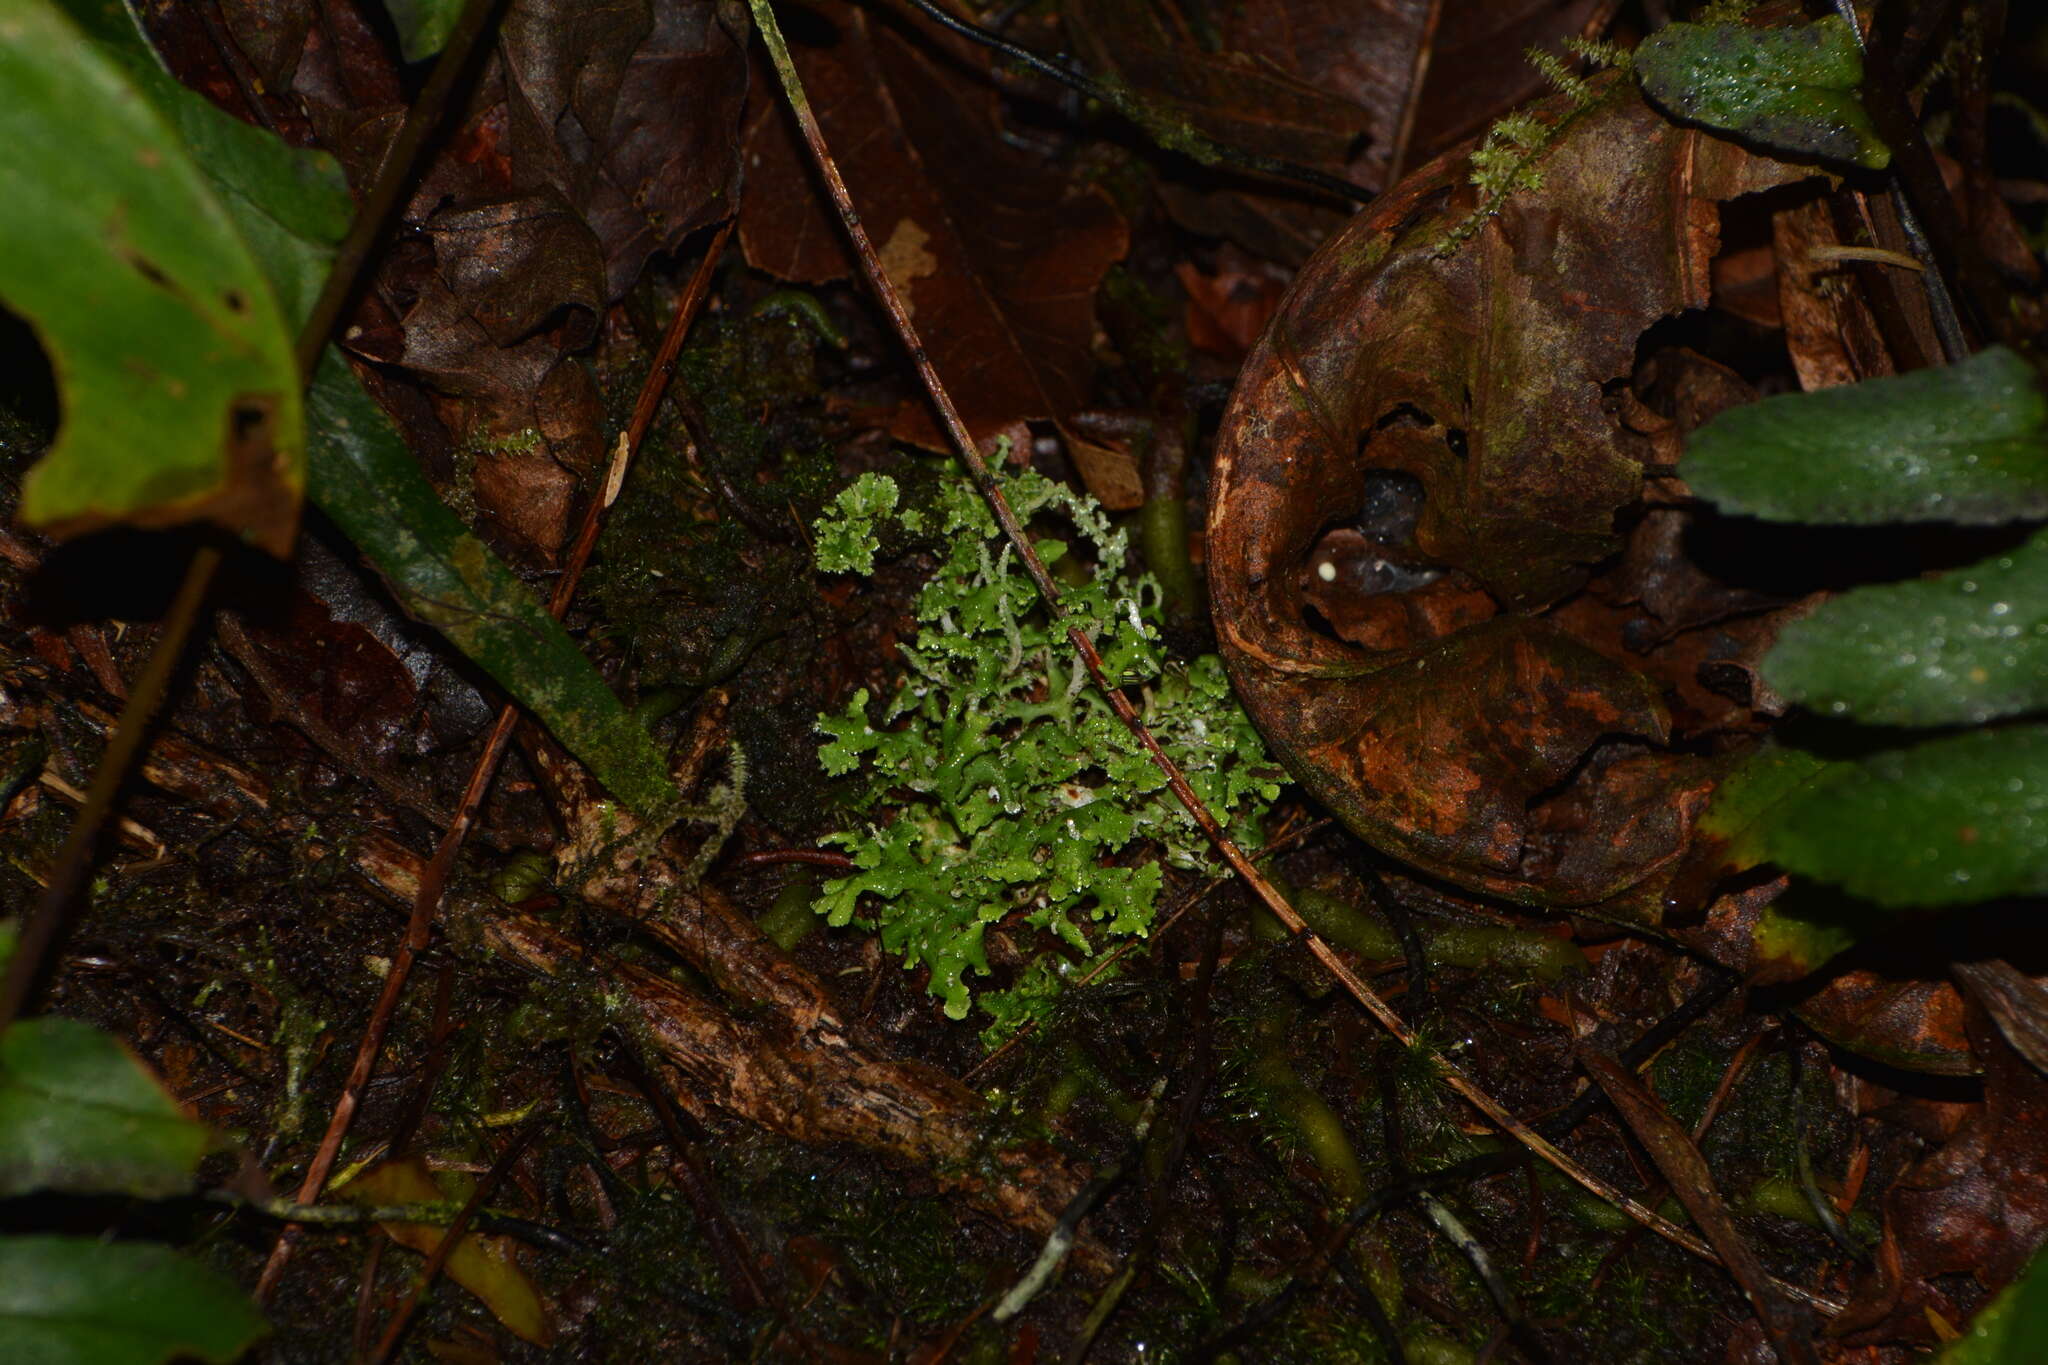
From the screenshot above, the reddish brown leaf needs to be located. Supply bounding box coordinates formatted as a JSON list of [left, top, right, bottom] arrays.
[[1404, 0, 1618, 166], [1208, 84, 1811, 919], [1063, 0, 1386, 265], [495, 0, 747, 296], [1175, 248, 1291, 360], [1772, 195, 1898, 393], [1955, 960, 2048, 1079], [739, 9, 1132, 501], [1838, 1009, 2048, 1343], [1063, 0, 1381, 176], [1069, 0, 1617, 263]]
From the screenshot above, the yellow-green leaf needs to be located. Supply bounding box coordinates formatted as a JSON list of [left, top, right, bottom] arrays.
[[340, 1157, 551, 1346]]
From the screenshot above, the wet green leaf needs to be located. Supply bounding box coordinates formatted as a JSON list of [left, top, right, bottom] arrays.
[[0, 1236, 266, 1365], [1749, 725, 2048, 909], [1765, 527, 2048, 726], [0, 1017, 209, 1199], [0, 0, 304, 554], [383, 0, 466, 61], [1940, 1244, 2048, 1363], [1635, 15, 1889, 170], [813, 472, 901, 575], [307, 352, 676, 817], [814, 468, 1276, 1037], [1685, 347, 2048, 525]]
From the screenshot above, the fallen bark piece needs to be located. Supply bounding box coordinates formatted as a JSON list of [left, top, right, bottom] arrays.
[[482, 912, 1095, 1255]]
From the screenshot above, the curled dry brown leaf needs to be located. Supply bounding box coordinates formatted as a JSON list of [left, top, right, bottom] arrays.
[[1837, 1008, 2048, 1344], [1208, 82, 1810, 923]]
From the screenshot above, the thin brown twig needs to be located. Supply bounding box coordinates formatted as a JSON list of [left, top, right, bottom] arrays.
[[255, 220, 734, 1298], [1383, 0, 1444, 188], [558, 218, 737, 605], [0, 542, 220, 1032], [619, 1048, 770, 1313], [746, 0, 1841, 1316], [1692, 1027, 1769, 1145], [732, 848, 858, 873]]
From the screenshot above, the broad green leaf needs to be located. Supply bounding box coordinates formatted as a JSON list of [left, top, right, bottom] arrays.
[[1940, 1244, 2048, 1363], [1686, 347, 2048, 525], [1635, 15, 1889, 170], [0, 1236, 266, 1365], [0, 0, 304, 554], [0, 1016, 209, 1198], [1752, 725, 2048, 909], [308, 352, 676, 816], [1765, 527, 2048, 726], [383, 0, 466, 61], [55, 0, 351, 327]]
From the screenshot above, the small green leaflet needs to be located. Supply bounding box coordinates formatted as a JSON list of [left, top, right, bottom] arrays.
[[1715, 728, 2048, 910], [1938, 1245, 2048, 1364], [1685, 347, 2048, 525], [0, 1016, 211, 1199], [1635, 15, 1889, 170], [382, 0, 467, 61], [1764, 526, 2048, 727]]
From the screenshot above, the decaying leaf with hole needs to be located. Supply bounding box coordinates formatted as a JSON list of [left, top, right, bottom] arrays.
[[1208, 80, 1812, 922], [0, 0, 304, 556]]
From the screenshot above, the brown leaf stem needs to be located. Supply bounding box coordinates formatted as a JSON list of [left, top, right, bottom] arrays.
[[746, 0, 1840, 1313]]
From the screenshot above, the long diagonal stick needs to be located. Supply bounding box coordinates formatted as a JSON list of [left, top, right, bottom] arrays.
[[745, 0, 1840, 1317]]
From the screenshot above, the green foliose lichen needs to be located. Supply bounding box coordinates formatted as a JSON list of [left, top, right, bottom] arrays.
[[813, 466, 1281, 1039]]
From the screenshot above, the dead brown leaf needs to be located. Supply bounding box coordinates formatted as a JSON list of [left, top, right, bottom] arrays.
[[739, 6, 1132, 502], [1838, 1008, 2048, 1344], [1207, 83, 1811, 919], [1582, 1050, 1817, 1363]]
